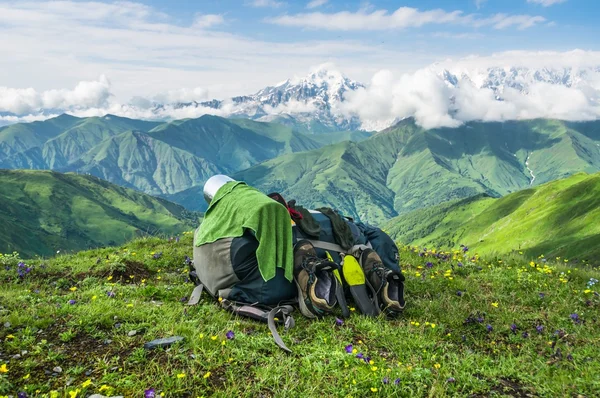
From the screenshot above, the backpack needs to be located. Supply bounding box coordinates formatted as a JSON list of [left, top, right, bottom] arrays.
[[188, 186, 406, 352]]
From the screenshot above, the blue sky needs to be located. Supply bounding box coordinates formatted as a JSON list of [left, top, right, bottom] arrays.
[[0, 0, 598, 113]]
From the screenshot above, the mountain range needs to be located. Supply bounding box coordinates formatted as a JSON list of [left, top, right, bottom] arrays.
[[237, 118, 600, 224], [0, 114, 362, 203], [0, 169, 199, 257], [2, 113, 600, 224]]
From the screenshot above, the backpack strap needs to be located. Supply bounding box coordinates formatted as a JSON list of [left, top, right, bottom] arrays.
[[305, 239, 371, 256], [187, 284, 204, 306], [220, 299, 295, 353]]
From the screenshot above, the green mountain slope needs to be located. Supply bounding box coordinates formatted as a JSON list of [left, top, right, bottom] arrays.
[[67, 130, 222, 195], [238, 119, 600, 224], [0, 170, 199, 257], [383, 172, 600, 260]]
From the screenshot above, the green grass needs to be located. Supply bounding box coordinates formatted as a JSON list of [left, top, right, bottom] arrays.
[[1, 234, 598, 397], [0, 170, 200, 257], [384, 172, 600, 263]]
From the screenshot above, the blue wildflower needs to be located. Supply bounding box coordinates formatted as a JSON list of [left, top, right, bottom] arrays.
[[144, 388, 156, 398], [226, 330, 235, 340], [345, 344, 353, 354]]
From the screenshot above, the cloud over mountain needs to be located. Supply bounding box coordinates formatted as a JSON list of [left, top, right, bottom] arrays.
[[1, 51, 600, 131]]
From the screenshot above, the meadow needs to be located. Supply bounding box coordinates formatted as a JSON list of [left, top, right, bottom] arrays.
[[1, 233, 598, 397]]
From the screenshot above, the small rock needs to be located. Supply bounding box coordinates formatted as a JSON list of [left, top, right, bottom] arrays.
[[53, 366, 62, 373], [128, 330, 137, 337], [113, 316, 118, 320], [114, 323, 122, 329], [21, 350, 27, 355], [143, 336, 184, 350], [12, 354, 21, 359], [85, 369, 92, 376], [103, 339, 113, 345], [3, 322, 10, 328]]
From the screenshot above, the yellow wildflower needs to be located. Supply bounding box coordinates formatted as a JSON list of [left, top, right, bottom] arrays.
[[126, 303, 134, 308], [584, 289, 592, 294], [371, 387, 378, 392], [92, 295, 97, 300], [371, 366, 378, 371], [491, 302, 499, 308], [70, 286, 78, 291], [203, 371, 211, 379], [211, 335, 217, 340], [50, 391, 59, 398], [434, 363, 441, 369], [69, 390, 80, 398], [82, 379, 92, 388], [0, 364, 7, 373], [199, 333, 204, 339], [99, 385, 111, 392], [23, 373, 30, 380], [107, 276, 113, 281], [177, 373, 186, 378]]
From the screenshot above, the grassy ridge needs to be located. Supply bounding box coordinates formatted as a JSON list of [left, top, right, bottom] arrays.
[[0, 234, 598, 397], [384, 172, 600, 263], [0, 170, 199, 257]]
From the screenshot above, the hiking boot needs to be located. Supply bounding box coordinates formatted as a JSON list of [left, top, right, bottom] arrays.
[[293, 240, 338, 318], [360, 249, 406, 313]]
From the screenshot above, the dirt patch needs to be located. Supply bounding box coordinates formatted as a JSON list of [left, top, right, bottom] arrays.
[[469, 377, 537, 397]]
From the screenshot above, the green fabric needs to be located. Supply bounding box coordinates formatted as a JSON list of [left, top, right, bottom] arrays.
[[195, 181, 293, 282]]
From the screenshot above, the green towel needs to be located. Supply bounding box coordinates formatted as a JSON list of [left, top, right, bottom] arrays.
[[195, 181, 293, 282]]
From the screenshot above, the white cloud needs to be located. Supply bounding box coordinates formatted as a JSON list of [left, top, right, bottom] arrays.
[[340, 50, 600, 129], [307, 0, 328, 9], [0, 76, 111, 114], [193, 14, 226, 29], [268, 7, 546, 30], [247, 0, 285, 8], [475, 0, 487, 9], [527, 0, 568, 6], [153, 87, 210, 104]]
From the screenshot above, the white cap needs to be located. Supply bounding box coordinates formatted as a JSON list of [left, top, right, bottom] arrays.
[[203, 174, 236, 204]]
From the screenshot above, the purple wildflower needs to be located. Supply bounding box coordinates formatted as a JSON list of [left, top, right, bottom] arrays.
[[510, 324, 517, 333], [447, 377, 456, 383], [345, 344, 353, 354], [356, 352, 364, 359], [17, 393, 28, 398], [394, 378, 401, 385], [567, 353, 573, 361], [426, 262, 433, 268], [522, 331, 529, 338], [456, 290, 463, 297], [383, 377, 389, 385], [153, 252, 163, 259], [462, 246, 469, 252], [180, 296, 188, 303], [570, 313, 580, 323], [335, 318, 344, 327], [175, 236, 180, 243], [364, 356, 372, 364], [539, 292, 545, 299], [486, 324, 493, 332], [536, 325, 544, 334], [555, 329, 566, 338], [144, 388, 156, 398], [68, 299, 76, 305], [226, 330, 235, 340], [106, 291, 116, 298], [457, 262, 463, 267]]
